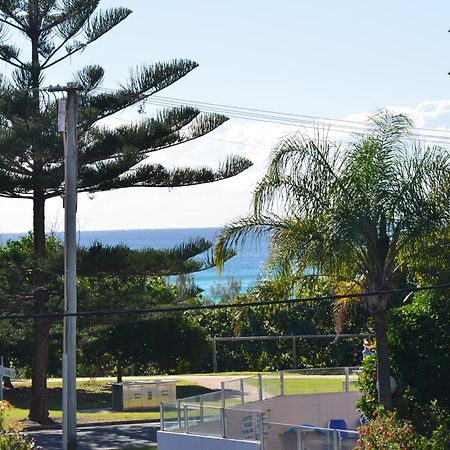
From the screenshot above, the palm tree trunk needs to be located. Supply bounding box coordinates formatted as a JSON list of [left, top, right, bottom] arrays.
[[373, 309, 392, 410]]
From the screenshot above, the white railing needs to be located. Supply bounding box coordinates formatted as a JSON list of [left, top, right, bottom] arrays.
[[160, 366, 361, 433], [263, 423, 359, 450]]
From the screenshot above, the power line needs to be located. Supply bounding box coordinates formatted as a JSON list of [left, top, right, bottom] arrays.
[[1, 282, 449, 322], [91, 87, 450, 146]]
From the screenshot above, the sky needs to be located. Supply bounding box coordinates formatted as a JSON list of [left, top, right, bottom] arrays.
[[1, 0, 450, 232]]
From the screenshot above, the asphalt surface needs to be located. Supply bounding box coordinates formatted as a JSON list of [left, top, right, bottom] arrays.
[[25, 422, 159, 449]]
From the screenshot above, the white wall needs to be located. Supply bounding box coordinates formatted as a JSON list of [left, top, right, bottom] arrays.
[[157, 431, 261, 450], [158, 392, 360, 450]]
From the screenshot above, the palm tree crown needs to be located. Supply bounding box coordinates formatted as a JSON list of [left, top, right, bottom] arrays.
[[214, 111, 450, 408]]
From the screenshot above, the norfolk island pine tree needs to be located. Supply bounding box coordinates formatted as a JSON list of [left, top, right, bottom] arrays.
[[0, 1, 252, 422]]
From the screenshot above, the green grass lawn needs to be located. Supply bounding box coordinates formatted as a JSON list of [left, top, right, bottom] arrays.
[[2, 378, 213, 427], [245, 374, 359, 395]]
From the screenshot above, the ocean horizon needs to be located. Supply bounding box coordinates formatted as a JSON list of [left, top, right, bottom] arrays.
[[0, 227, 269, 298]]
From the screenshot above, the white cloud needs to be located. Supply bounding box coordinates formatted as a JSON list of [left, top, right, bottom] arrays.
[[1, 100, 450, 233]]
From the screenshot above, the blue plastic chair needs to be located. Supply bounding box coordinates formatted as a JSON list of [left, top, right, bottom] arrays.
[[327, 419, 350, 439]]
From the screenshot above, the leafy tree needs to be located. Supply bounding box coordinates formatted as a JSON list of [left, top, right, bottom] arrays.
[[0, 1, 251, 422], [389, 290, 450, 408], [78, 316, 209, 380], [214, 111, 450, 408], [196, 277, 369, 372]]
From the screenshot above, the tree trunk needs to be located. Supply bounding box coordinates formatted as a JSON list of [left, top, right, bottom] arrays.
[[3, 377, 14, 390], [29, 192, 51, 423], [116, 362, 123, 383], [373, 309, 392, 410], [28, 14, 51, 423]]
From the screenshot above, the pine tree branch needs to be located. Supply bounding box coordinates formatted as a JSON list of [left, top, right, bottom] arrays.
[[0, 17, 25, 32], [77, 155, 252, 193], [42, 7, 131, 70], [0, 54, 22, 69], [81, 60, 199, 125], [41, 41, 88, 69], [0, 3, 27, 30], [41, 33, 83, 69]]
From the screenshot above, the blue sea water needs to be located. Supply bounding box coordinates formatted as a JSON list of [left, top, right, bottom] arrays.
[[0, 228, 269, 298]]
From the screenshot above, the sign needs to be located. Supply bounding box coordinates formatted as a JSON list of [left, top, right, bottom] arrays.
[[242, 411, 271, 440], [0, 366, 15, 378], [242, 414, 255, 439]]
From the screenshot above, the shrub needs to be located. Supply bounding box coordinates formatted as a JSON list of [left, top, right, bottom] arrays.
[[0, 402, 39, 449], [356, 408, 422, 449], [356, 353, 378, 419]]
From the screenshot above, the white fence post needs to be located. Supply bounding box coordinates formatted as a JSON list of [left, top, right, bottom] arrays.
[[184, 405, 189, 433], [258, 374, 263, 401], [296, 426, 303, 450], [344, 366, 350, 392], [220, 408, 226, 437], [221, 381, 226, 408], [177, 400, 182, 428], [280, 370, 285, 396], [259, 412, 265, 450]]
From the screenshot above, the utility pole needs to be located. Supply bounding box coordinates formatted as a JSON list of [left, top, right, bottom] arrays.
[[56, 83, 81, 450]]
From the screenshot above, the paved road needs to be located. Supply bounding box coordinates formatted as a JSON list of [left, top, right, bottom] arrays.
[[25, 423, 159, 449]]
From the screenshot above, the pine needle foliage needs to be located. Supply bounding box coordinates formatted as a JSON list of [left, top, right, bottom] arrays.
[[0, 0, 252, 422]]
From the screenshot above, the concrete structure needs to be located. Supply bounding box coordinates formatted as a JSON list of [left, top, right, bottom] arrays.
[[158, 367, 361, 450]]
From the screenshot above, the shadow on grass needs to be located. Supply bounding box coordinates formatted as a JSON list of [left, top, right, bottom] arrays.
[[4, 383, 215, 412]]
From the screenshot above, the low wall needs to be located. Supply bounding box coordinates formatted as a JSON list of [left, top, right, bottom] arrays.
[[229, 392, 361, 430], [158, 392, 360, 450], [157, 430, 260, 450]]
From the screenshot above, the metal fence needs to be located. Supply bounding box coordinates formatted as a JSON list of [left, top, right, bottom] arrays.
[[160, 367, 362, 449], [211, 334, 371, 372], [161, 407, 359, 449]]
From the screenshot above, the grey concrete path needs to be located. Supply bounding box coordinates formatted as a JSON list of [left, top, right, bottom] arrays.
[[25, 422, 159, 449]]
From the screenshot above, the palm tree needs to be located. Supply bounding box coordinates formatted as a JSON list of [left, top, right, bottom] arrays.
[[214, 111, 450, 409]]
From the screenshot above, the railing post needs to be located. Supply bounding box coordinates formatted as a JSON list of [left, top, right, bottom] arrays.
[[280, 370, 285, 396], [240, 378, 245, 404], [259, 411, 265, 449], [184, 404, 189, 433], [200, 396, 204, 423], [221, 381, 226, 408], [212, 336, 218, 373], [333, 429, 339, 450], [220, 408, 226, 437], [160, 402, 165, 431], [177, 400, 181, 428], [292, 337, 297, 368], [296, 426, 303, 450], [344, 366, 350, 392], [258, 374, 263, 401]]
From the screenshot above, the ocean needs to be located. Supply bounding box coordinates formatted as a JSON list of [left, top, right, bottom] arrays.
[[0, 228, 269, 298]]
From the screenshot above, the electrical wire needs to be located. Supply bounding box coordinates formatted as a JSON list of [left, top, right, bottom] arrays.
[[1, 282, 449, 322], [90, 87, 450, 147]]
